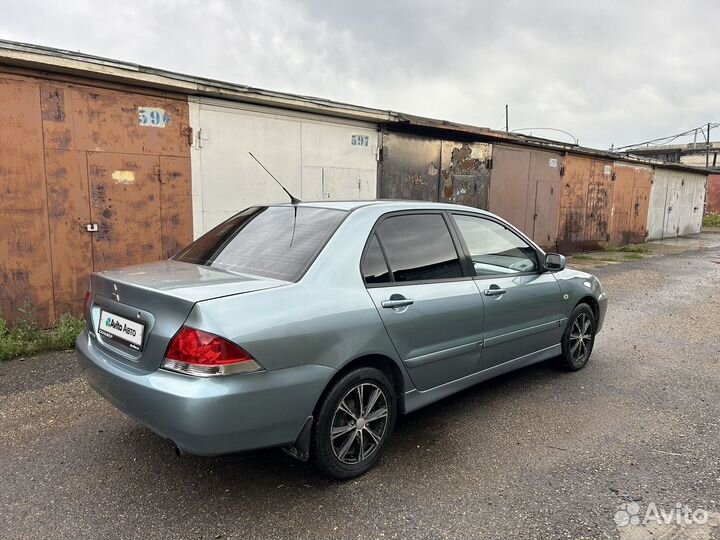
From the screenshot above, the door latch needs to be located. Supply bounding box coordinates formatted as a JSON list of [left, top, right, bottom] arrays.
[[85, 223, 98, 232]]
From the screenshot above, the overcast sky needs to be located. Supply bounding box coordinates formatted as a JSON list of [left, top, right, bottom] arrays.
[[2, 0, 718, 149]]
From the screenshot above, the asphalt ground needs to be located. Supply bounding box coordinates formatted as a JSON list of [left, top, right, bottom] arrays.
[[1, 235, 719, 539]]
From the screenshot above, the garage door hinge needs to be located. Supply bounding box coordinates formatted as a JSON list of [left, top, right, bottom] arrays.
[[182, 125, 193, 146], [154, 164, 165, 183]]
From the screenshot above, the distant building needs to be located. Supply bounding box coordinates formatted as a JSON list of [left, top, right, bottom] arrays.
[[624, 142, 720, 172], [624, 143, 720, 214]]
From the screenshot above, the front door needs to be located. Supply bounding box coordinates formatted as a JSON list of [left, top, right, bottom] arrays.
[[362, 212, 484, 391], [450, 213, 565, 370]]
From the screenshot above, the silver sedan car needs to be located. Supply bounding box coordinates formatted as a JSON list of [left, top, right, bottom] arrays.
[[77, 201, 607, 479]]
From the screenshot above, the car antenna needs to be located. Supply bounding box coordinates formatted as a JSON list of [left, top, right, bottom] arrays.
[[248, 152, 301, 205]]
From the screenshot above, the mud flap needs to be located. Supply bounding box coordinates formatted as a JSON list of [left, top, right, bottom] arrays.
[[282, 415, 313, 462]]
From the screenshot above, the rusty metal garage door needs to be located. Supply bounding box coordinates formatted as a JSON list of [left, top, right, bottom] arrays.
[[379, 131, 491, 209], [439, 141, 491, 209], [0, 72, 193, 326], [608, 164, 634, 246], [614, 163, 653, 245], [488, 145, 562, 250], [584, 159, 615, 250], [557, 154, 590, 252], [379, 132, 442, 201]]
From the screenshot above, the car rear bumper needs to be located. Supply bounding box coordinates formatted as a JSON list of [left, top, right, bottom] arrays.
[[76, 330, 333, 456]]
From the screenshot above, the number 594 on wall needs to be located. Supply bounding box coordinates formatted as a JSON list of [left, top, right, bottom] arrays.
[[138, 107, 172, 128]]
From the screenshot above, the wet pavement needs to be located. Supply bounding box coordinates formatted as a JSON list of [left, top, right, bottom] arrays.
[[1, 235, 719, 540]]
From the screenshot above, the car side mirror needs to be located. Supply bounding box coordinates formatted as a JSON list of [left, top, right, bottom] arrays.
[[545, 253, 566, 272]]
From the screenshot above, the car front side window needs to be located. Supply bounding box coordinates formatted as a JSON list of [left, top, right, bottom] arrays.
[[452, 214, 539, 276]]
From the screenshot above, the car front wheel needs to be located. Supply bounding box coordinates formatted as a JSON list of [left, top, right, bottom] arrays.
[[558, 303, 597, 371], [312, 366, 396, 479]]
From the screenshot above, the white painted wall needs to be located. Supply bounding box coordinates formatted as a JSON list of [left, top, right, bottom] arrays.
[[647, 168, 706, 240], [189, 98, 378, 236]]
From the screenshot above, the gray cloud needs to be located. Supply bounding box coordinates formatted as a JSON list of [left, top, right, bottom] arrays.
[[2, 0, 718, 148]]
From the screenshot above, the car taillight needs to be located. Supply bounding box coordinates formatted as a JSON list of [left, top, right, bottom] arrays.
[[161, 326, 262, 377]]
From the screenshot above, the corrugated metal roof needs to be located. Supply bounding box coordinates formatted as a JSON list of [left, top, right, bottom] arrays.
[[0, 39, 707, 175]]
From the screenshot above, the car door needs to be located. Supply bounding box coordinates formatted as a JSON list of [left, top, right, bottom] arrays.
[[363, 212, 484, 391], [450, 213, 565, 370]]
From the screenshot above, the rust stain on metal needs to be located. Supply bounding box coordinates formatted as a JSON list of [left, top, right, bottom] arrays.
[[0, 77, 55, 326], [707, 174, 720, 214], [1, 72, 192, 325], [44, 149, 92, 316], [439, 141, 491, 210], [610, 163, 653, 246], [583, 159, 614, 250], [557, 154, 591, 252], [89, 153, 163, 271]]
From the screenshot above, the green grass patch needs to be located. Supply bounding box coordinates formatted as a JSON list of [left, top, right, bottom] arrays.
[[603, 244, 650, 253], [0, 305, 84, 361], [572, 254, 594, 260], [622, 253, 644, 260], [703, 212, 720, 227]]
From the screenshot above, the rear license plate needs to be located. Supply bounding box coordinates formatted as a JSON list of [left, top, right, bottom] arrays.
[[98, 309, 145, 351]]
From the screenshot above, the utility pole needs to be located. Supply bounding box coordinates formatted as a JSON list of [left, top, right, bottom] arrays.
[[505, 104, 509, 133], [707, 122, 711, 167]]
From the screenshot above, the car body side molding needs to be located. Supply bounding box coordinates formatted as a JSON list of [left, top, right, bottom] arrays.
[[402, 343, 561, 414]]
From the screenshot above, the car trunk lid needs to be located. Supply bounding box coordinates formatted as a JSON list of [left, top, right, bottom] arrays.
[[87, 260, 287, 372]]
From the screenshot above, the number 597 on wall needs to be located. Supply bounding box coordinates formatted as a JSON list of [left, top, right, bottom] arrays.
[[351, 134, 369, 147]]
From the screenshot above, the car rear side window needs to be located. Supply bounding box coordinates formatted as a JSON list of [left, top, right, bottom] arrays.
[[174, 206, 346, 282], [361, 234, 391, 284], [375, 214, 462, 283]]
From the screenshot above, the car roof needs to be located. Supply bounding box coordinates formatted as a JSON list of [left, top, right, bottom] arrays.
[[271, 199, 490, 214]]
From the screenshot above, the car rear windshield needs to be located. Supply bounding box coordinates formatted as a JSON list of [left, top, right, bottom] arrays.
[[174, 206, 346, 281]]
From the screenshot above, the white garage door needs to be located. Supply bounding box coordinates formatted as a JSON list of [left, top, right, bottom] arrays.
[[190, 98, 379, 236]]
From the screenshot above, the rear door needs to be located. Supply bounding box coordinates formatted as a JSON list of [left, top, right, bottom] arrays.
[[363, 212, 484, 391], [450, 213, 564, 370]]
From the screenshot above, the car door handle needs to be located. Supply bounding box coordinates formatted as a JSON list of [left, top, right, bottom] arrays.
[[484, 288, 507, 297], [381, 298, 414, 308]]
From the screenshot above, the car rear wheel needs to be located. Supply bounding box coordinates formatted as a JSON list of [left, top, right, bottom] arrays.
[[558, 303, 596, 371], [312, 367, 396, 479]]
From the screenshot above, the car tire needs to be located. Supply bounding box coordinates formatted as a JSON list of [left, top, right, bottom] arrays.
[[557, 303, 597, 371], [312, 366, 397, 480]]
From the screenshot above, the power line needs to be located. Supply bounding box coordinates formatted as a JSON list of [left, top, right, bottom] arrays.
[[511, 127, 579, 145], [615, 123, 720, 151]]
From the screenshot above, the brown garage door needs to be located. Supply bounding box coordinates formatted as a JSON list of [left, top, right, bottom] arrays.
[[488, 145, 562, 250], [0, 72, 193, 326]]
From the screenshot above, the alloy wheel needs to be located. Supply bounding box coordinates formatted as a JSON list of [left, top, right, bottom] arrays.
[[330, 382, 389, 465], [569, 312, 593, 363]]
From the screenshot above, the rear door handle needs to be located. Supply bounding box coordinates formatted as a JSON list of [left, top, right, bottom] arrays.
[[381, 298, 414, 308], [484, 288, 507, 297]]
